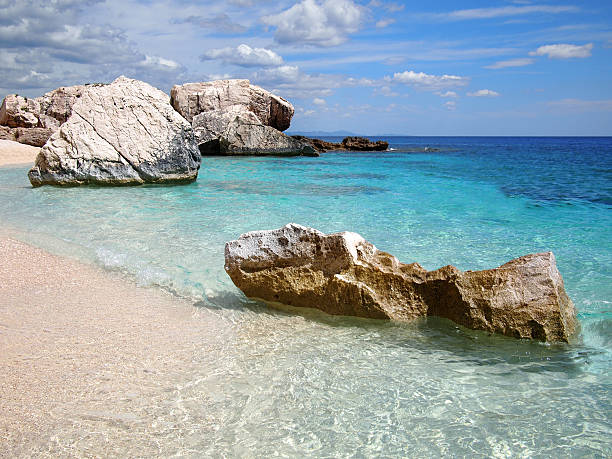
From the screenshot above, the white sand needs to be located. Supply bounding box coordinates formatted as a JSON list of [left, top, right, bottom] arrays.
[[0, 140, 39, 167], [0, 236, 228, 457]]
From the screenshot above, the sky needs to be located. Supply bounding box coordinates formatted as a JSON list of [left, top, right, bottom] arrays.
[[1, 0, 611, 135]]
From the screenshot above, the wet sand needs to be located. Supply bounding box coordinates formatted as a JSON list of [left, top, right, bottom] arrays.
[[0, 236, 229, 457], [0, 140, 39, 167]]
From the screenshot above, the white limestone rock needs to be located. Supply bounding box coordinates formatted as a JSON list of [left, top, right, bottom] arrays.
[[170, 79, 294, 131], [28, 76, 200, 187]]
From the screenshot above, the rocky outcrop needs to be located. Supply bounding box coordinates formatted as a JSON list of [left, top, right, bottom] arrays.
[[225, 224, 578, 342], [291, 135, 389, 153], [170, 79, 314, 156], [0, 95, 40, 128], [290, 135, 343, 152], [28, 76, 200, 187], [341, 136, 388, 151], [194, 107, 317, 156], [0, 85, 88, 146], [171, 79, 294, 130], [0, 126, 54, 147]]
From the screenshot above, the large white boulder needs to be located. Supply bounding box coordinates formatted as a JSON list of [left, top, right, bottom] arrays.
[[28, 76, 200, 187]]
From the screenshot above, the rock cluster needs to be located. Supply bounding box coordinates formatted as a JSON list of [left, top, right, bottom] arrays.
[[28, 77, 200, 187], [171, 79, 316, 156], [0, 85, 89, 146], [291, 135, 389, 153], [225, 224, 578, 342]]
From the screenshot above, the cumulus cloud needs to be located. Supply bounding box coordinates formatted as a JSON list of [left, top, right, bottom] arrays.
[[0, 0, 183, 95], [485, 58, 535, 69], [262, 0, 364, 47], [437, 91, 458, 98], [201, 44, 283, 67], [467, 89, 500, 97], [252, 64, 374, 98], [140, 55, 181, 71], [444, 101, 456, 110], [387, 70, 469, 91], [529, 43, 593, 59], [430, 5, 578, 21], [313, 97, 327, 106]]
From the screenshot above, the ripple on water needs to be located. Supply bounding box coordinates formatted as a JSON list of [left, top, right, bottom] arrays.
[[0, 136, 610, 456]]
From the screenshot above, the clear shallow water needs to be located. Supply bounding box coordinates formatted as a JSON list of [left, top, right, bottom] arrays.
[[1, 137, 611, 456]]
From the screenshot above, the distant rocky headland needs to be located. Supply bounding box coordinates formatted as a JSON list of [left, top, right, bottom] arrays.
[[0, 76, 394, 187]]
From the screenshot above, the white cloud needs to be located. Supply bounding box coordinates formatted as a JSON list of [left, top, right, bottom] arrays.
[[376, 18, 395, 28], [0, 0, 184, 95], [253, 65, 376, 99], [485, 58, 535, 69], [201, 44, 283, 67], [444, 101, 456, 111], [313, 97, 327, 106], [529, 43, 593, 59], [384, 3, 404, 13], [388, 70, 468, 91], [437, 91, 458, 98], [430, 5, 578, 21], [373, 85, 399, 97], [468, 89, 500, 97], [141, 55, 180, 71], [204, 73, 234, 81], [262, 0, 364, 47]]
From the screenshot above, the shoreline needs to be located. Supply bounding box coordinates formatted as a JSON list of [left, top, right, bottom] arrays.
[[0, 234, 228, 456]]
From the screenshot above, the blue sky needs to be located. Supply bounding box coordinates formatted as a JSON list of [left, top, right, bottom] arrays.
[[1, 0, 611, 135]]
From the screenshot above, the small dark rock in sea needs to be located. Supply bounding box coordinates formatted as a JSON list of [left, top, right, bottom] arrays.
[[291, 135, 388, 152]]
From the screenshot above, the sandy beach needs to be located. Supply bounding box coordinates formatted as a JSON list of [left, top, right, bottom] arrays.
[[0, 140, 39, 167], [0, 235, 228, 457]]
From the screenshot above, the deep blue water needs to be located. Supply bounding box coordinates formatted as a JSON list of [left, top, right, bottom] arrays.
[[0, 136, 610, 456]]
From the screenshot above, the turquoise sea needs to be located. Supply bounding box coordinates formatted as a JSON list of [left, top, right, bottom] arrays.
[[1, 136, 611, 456]]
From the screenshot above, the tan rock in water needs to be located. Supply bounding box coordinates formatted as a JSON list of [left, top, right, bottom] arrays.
[[225, 224, 578, 342]]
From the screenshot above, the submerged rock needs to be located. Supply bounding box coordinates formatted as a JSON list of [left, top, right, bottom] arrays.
[[170, 79, 314, 156], [225, 224, 578, 342], [0, 85, 88, 146], [28, 76, 200, 187]]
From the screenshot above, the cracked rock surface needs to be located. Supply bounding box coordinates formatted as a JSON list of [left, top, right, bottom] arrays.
[[28, 76, 200, 187], [225, 223, 578, 342], [170, 79, 315, 156], [0, 85, 88, 147]]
